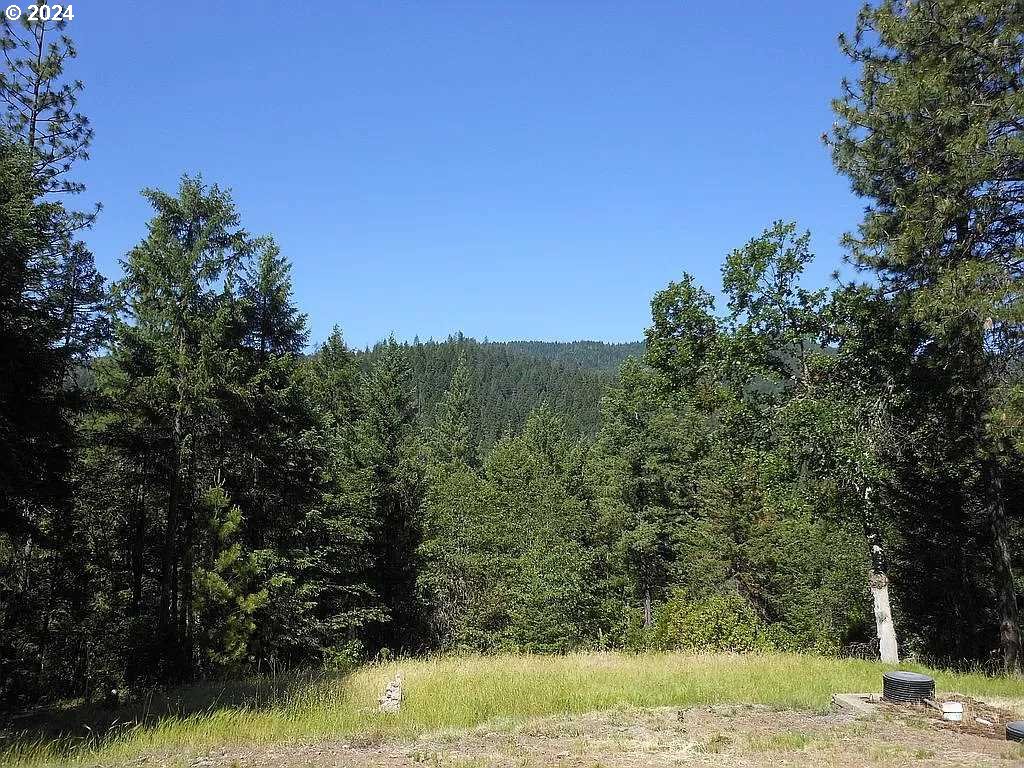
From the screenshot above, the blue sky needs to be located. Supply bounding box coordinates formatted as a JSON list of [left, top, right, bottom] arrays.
[[71, 1, 866, 349]]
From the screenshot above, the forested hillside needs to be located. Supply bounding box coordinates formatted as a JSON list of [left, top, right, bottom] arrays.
[[482, 340, 645, 371], [357, 337, 641, 449], [2, 0, 1023, 717]]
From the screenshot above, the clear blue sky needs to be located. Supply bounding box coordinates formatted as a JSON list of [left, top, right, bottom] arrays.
[[71, 1, 865, 349]]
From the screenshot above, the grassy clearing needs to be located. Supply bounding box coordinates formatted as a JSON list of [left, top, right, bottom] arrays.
[[3, 652, 1022, 767]]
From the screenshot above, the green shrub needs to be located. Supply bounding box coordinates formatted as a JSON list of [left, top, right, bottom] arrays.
[[626, 589, 777, 652]]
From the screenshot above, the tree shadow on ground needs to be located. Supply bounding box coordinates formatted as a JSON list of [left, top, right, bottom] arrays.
[[0, 669, 342, 754]]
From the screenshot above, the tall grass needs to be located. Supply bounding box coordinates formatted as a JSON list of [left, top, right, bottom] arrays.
[[4, 652, 1022, 767]]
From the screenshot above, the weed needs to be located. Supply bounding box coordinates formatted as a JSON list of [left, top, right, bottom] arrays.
[[745, 730, 815, 752], [695, 733, 732, 753]]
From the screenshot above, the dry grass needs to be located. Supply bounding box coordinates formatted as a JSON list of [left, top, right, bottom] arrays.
[[3, 652, 1021, 767]]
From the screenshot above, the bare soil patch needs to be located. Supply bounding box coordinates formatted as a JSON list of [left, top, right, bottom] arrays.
[[878, 693, 1020, 740], [148, 703, 1024, 768]]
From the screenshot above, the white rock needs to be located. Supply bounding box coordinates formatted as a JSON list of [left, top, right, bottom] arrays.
[[378, 672, 403, 713]]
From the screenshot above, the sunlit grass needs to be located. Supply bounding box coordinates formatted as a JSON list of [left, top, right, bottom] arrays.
[[4, 652, 1022, 767]]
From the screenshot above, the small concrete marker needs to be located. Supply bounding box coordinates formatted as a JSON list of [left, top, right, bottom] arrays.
[[832, 693, 880, 717]]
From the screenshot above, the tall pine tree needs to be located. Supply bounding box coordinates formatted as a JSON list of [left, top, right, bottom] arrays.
[[99, 176, 255, 676], [829, 0, 1024, 672], [357, 339, 426, 651]]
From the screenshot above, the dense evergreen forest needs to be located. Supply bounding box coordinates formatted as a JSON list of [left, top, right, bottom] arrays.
[[2, 0, 1023, 712], [361, 336, 642, 449], [478, 340, 645, 372]]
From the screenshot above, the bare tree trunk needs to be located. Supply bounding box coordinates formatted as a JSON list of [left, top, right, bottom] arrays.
[[988, 464, 1021, 674], [863, 486, 899, 663], [870, 572, 899, 664], [643, 586, 652, 630]]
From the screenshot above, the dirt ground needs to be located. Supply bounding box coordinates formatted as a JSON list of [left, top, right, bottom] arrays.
[[165, 703, 1024, 768]]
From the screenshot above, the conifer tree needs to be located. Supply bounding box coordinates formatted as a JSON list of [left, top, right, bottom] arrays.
[[216, 237, 320, 664], [1, 6, 93, 197], [477, 406, 602, 651], [229, 236, 313, 551], [0, 139, 67, 537], [1, 6, 106, 348], [591, 358, 701, 632], [356, 339, 426, 650], [291, 329, 383, 661], [239, 238, 307, 359], [418, 351, 484, 645], [829, 0, 1024, 672], [0, 11, 106, 701], [427, 351, 476, 468], [0, 139, 72, 705], [1, 8, 105, 531], [191, 487, 268, 672], [101, 176, 252, 674]]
